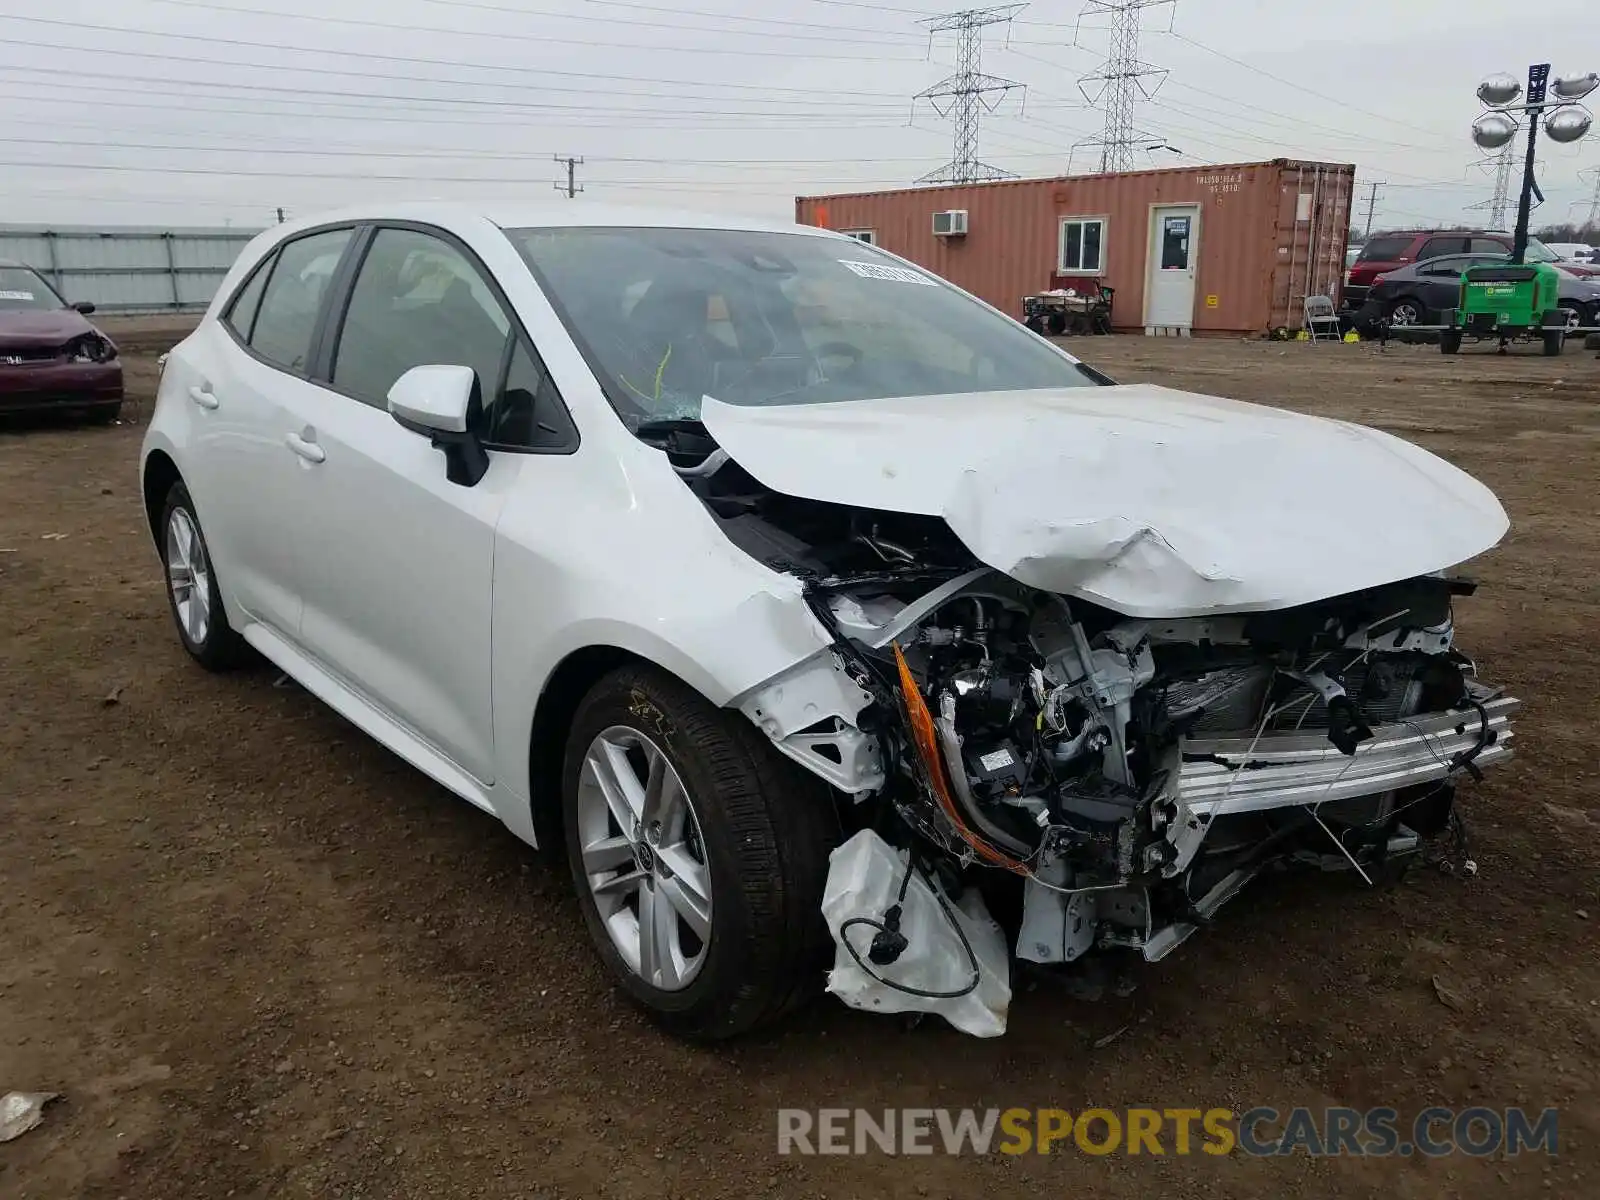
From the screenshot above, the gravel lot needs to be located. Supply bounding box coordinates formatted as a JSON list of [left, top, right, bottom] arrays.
[[2, 320, 1596, 1199]]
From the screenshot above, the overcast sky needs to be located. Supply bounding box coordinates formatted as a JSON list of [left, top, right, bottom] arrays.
[[1, 0, 1596, 231]]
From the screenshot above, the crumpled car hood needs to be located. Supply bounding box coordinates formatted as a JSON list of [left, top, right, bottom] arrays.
[[701, 385, 1509, 617], [0, 308, 97, 351]]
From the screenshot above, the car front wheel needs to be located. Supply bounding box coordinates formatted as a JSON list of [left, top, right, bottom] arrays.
[[562, 664, 839, 1040], [159, 481, 249, 671]]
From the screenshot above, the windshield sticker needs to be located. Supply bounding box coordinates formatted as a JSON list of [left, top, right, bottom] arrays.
[[838, 260, 938, 286], [0, 290, 36, 301]]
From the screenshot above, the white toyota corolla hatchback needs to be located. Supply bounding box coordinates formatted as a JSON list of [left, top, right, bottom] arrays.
[[142, 204, 1518, 1039]]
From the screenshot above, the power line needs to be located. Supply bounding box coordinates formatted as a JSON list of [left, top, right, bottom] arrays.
[[0, 25, 928, 107], [410, 0, 921, 41], [67, 0, 920, 59], [1164, 29, 1440, 140], [912, 6, 1028, 185], [0, 61, 924, 122], [1074, 0, 1174, 172]]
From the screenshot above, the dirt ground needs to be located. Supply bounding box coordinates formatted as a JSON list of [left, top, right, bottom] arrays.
[[2, 321, 1596, 1199]]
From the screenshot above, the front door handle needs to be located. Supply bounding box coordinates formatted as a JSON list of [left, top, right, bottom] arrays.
[[285, 431, 326, 464], [188, 384, 219, 410]]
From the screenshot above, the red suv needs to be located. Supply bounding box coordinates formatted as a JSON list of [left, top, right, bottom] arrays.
[[1344, 230, 1599, 311]]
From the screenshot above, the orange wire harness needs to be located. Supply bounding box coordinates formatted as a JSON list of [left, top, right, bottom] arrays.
[[893, 642, 1030, 874]]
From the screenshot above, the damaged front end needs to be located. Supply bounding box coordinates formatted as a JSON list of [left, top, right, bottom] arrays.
[[664, 423, 1519, 1036]]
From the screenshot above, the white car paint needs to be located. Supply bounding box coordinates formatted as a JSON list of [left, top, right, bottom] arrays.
[[142, 204, 874, 848], [142, 199, 1507, 860], [702, 386, 1508, 617]]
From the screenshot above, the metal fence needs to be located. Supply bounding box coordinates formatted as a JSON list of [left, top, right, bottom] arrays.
[[0, 224, 262, 313]]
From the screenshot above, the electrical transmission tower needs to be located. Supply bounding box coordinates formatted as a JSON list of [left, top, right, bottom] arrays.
[[912, 6, 1027, 185], [1468, 148, 1515, 227], [1075, 0, 1175, 173], [1584, 165, 1600, 227]]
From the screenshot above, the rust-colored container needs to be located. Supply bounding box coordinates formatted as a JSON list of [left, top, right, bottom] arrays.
[[797, 159, 1353, 336]]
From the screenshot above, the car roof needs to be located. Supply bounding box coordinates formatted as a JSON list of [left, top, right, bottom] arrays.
[[270, 201, 841, 240]]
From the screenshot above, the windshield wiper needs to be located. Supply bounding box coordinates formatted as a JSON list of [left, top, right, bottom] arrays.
[[632, 416, 718, 457]]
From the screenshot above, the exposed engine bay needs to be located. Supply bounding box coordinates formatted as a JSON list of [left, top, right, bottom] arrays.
[[656, 422, 1520, 1036]]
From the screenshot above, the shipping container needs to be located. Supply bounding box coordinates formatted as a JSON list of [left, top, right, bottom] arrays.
[[796, 159, 1354, 337]]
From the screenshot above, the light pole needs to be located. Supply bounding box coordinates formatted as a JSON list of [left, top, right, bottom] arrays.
[[1472, 66, 1596, 262]]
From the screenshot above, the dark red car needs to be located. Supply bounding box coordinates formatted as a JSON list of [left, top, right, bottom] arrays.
[[0, 260, 123, 422]]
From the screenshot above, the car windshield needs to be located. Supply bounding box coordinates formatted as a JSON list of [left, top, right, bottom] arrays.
[[0, 265, 65, 312], [508, 226, 1097, 426], [1523, 238, 1559, 263]]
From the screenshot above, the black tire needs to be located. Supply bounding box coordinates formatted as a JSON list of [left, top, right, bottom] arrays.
[[1542, 330, 1565, 357], [1045, 311, 1067, 336], [1024, 314, 1045, 334], [1440, 330, 1463, 355], [85, 402, 121, 425], [1556, 303, 1585, 335], [158, 481, 250, 671], [562, 664, 840, 1040]]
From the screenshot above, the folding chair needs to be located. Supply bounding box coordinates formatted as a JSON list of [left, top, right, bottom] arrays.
[[1303, 295, 1342, 344]]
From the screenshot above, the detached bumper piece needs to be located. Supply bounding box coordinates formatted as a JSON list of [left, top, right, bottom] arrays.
[[1178, 694, 1518, 816]]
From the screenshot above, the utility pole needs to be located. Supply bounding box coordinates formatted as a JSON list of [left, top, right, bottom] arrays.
[[912, 6, 1026, 185], [1075, 0, 1175, 173], [1360, 180, 1385, 237], [553, 155, 584, 199]]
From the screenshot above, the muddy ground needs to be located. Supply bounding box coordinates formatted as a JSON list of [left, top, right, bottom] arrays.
[[2, 321, 1596, 1199]]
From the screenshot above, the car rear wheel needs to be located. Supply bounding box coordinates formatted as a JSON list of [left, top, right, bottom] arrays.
[[1386, 298, 1425, 327], [1556, 302, 1586, 333], [562, 664, 839, 1040], [159, 482, 249, 671]]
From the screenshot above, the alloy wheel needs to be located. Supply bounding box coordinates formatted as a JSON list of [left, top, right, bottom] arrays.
[[165, 506, 212, 646], [1388, 302, 1421, 326], [575, 725, 713, 991]]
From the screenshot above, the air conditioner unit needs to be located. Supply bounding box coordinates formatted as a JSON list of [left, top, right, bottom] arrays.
[[932, 209, 969, 237]]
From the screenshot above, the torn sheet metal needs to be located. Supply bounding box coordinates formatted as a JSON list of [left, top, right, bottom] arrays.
[[821, 830, 1011, 1037], [701, 386, 1508, 617]]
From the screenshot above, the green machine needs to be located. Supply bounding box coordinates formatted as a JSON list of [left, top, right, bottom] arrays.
[[1440, 261, 1568, 356]]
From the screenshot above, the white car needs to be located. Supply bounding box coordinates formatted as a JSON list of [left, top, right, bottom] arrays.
[[141, 204, 1519, 1039], [1543, 242, 1596, 264]]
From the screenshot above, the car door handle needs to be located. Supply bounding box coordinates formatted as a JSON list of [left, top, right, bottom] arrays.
[[188, 384, 219, 410], [285, 431, 326, 464]]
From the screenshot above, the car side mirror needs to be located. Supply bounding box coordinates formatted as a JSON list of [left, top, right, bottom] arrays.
[[387, 364, 490, 487], [72, 300, 96, 315]]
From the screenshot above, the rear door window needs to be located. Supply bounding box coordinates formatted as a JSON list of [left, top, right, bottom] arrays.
[[248, 229, 353, 373], [1357, 236, 1412, 261], [1470, 237, 1511, 255], [1418, 236, 1469, 260]]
